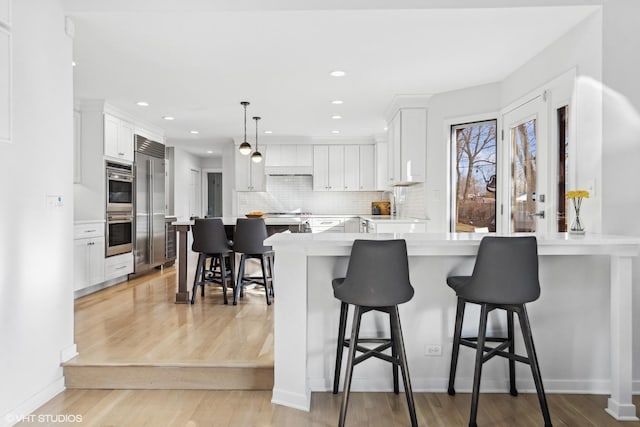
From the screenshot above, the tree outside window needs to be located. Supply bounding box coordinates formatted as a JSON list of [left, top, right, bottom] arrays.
[[451, 120, 497, 232]]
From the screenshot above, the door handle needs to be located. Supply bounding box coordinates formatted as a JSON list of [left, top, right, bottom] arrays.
[[529, 210, 545, 219]]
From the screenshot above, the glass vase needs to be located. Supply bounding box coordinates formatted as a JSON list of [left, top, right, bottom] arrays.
[[569, 197, 585, 234]]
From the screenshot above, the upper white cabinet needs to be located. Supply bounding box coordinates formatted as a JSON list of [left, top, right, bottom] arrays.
[[104, 113, 134, 162], [358, 145, 376, 191], [313, 145, 345, 191], [375, 142, 388, 190], [235, 147, 266, 191], [265, 144, 313, 175], [343, 145, 359, 190], [387, 108, 426, 185], [314, 144, 376, 191]]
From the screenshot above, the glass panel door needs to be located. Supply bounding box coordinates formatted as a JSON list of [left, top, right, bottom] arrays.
[[502, 96, 548, 233]]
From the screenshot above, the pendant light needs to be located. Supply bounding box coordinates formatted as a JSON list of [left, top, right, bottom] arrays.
[[238, 101, 252, 155], [251, 116, 263, 163]]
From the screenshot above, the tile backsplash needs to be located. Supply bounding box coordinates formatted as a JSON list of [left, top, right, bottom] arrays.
[[237, 176, 427, 218], [237, 176, 383, 215]]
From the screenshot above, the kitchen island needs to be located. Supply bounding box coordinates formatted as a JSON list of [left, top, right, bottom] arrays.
[[264, 232, 640, 421]]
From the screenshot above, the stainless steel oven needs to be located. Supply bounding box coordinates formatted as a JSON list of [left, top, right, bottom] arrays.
[[106, 213, 133, 257], [106, 161, 134, 212]]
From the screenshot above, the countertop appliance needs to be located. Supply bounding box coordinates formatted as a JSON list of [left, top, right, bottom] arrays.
[[133, 134, 166, 275]]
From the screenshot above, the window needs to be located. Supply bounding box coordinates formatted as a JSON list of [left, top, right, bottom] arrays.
[[451, 120, 497, 232]]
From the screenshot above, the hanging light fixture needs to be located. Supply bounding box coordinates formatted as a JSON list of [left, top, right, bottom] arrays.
[[238, 101, 252, 155], [251, 116, 263, 163]]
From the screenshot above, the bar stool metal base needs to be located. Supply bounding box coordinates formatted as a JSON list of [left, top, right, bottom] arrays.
[[334, 304, 417, 427], [448, 296, 552, 427], [233, 252, 275, 305], [190, 252, 235, 305]]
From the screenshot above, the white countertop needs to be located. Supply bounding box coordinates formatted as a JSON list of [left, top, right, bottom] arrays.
[[172, 216, 305, 226], [265, 232, 640, 256], [359, 215, 429, 223], [74, 219, 105, 224]]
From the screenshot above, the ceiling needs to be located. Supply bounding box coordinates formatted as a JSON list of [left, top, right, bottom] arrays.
[[67, 3, 597, 156]]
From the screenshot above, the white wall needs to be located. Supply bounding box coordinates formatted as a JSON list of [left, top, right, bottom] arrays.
[[0, 1, 75, 424], [172, 147, 203, 219], [171, 142, 235, 219], [500, 9, 603, 233]]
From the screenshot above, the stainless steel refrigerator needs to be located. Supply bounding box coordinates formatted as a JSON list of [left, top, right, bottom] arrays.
[[133, 134, 166, 275]]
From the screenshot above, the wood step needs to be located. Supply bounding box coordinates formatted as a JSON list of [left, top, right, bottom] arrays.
[[63, 363, 273, 390]]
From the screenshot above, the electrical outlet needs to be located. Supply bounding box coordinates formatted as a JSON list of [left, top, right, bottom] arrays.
[[425, 344, 442, 357]]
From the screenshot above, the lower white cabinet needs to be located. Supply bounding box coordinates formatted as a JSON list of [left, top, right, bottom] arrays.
[[74, 223, 105, 291], [105, 252, 134, 281], [311, 217, 345, 233]]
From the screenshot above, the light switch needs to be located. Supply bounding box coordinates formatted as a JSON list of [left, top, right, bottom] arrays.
[[46, 195, 64, 208]]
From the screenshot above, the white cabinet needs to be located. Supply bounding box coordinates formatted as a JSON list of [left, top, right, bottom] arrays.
[[314, 144, 375, 191], [343, 145, 359, 191], [376, 142, 388, 190], [313, 145, 344, 191], [235, 147, 266, 191], [358, 145, 376, 191], [265, 144, 313, 175], [387, 108, 426, 185], [104, 113, 134, 162], [74, 223, 105, 291], [104, 252, 134, 281], [311, 217, 345, 233]]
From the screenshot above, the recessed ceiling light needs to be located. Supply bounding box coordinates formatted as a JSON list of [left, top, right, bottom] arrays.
[[190, 130, 199, 135], [331, 100, 344, 105], [206, 150, 213, 154], [331, 115, 342, 120], [72, 61, 77, 67], [136, 101, 149, 107], [331, 130, 340, 134], [264, 130, 273, 134], [162, 116, 175, 121], [330, 70, 346, 77], [383, 126, 388, 131]]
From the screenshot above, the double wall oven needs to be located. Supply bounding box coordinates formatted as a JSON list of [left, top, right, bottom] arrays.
[[106, 161, 134, 257]]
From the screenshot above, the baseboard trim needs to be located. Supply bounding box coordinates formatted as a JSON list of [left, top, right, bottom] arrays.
[[1, 377, 64, 427], [60, 344, 78, 363]]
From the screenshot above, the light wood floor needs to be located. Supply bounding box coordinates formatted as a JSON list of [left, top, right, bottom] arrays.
[[32, 262, 638, 425], [22, 389, 640, 426], [71, 265, 273, 367]]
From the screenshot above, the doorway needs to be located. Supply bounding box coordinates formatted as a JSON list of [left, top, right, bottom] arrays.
[[205, 171, 223, 217], [501, 95, 548, 233]]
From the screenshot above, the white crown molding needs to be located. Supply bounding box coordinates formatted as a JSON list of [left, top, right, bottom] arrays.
[[384, 94, 432, 122]]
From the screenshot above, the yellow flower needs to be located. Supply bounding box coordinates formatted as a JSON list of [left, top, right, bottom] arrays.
[[567, 190, 590, 199]]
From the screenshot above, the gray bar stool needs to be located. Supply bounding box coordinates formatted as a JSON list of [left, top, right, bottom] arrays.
[[232, 218, 275, 305], [447, 236, 552, 427], [190, 218, 235, 305], [332, 239, 417, 427]]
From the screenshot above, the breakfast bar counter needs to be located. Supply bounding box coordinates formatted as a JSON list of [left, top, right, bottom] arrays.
[[264, 232, 640, 421]]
